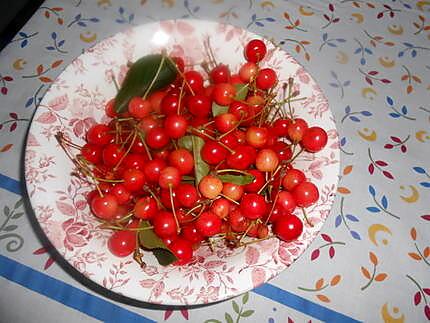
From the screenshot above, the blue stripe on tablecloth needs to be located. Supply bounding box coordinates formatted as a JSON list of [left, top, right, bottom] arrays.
[[0, 174, 359, 322], [254, 283, 361, 323], [0, 173, 21, 195], [0, 254, 155, 323]]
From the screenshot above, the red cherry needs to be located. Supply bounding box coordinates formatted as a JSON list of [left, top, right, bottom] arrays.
[[147, 90, 167, 113], [184, 70, 204, 94], [134, 196, 158, 220], [152, 211, 178, 238], [243, 169, 265, 193], [276, 191, 297, 213], [229, 101, 254, 126], [137, 116, 160, 134], [145, 127, 169, 149], [108, 230, 136, 257], [161, 94, 180, 115], [105, 98, 116, 118], [214, 113, 239, 133], [186, 94, 211, 117], [123, 153, 147, 170], [300, 127, 328, 153], [169, 238, 193, 265], [282, 168, 306, 191], [91, 194, 118, 220], [143, 158, 166, 183], [128, 97, 152, 119], [198, 175, 223, 199], [102, 143, 125, 167], [228, 208, 250, 232], [159, 166, 181, 189], [292, 182, 319, 207], [181, 223, 204, 244], [272, 119, 290, 137], [81, 143, 102, 164], [222, 182, 244, 201], [265, 205, 288, 224], [210, 64, 231, 84], [226, 145, 256, 170], [160, 188, 180, 209], [246, 126, 268, 148], [255, 148, 279, 172], [239, 62, 258, 82], [168, 149, 194, 175], [240, 193, 267, 220], [195, 211, 222, 237], [176, 183, 198, 208], [287, 118, 308, 142], [256, 68, 277, 90], [244, 39, 267, 63], [269, 141, 293, 162], [210, 198, 231, 219], [201, 140, 228, 165], [220, 132, 240, 149], [122, 168, 146, 192], [273, 214, 303, 241], [111, 184, 132, 205], [87, 124, 113, 146], [164, 114, 188, 139], [212, 83, 236, 106]]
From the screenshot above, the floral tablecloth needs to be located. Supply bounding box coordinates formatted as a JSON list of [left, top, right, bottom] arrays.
[[0, 0, 429, 322]]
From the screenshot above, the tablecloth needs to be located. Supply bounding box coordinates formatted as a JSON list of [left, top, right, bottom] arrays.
[[0, 0, 429, 322]]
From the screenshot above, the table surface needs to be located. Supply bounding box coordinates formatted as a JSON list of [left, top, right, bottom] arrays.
[[1, 1, 429, 322]]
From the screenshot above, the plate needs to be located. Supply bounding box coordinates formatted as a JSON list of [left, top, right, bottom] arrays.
[[24, 19, 339, 305]]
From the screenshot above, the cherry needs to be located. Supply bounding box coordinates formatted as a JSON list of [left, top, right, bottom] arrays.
[[186, 94, 211, 117], [246, 95, 265, 106], [104, 98, 116, 118], [198, 175, 223, 199], [145, 127, 169, 149], [258, 224, 269, 239], [212, 83, 236, 106], [143, 158, 167, 183], [246, 126, 268, 148], [159, 166, 181, 189], [222, 182, 244, 201], [292, 182, 319, 207], [256, 68, 277, 90], [272, 119, 290, 137], [134, 196, 158, 220], [102, 143, 125, 167], [108, 230, 136, 257], [176, 209, 194, 224], [240, 193, 267, 220], [91, 193, 118, 220], [176, 183, 199, 208], [255, 148, 279, 172], [81, 143, 102, 164], [168, 149, 194, 175], [228, 208, 249, 232], [128, 97, 152, 119], [244, 39, 267, 63], [169, 238, 193, 265], [153, 146, 172, 161], [136, 116, 159, 134], [123, 153, 147, 170], [300, 126, 328, 153], [220, 132, 240, 149], [201, 140, 228, 165], [195, 211, 222, 237], [276, 191, 297, 213], [282, 168, 306, 191], [161, 94, 180, 115], [239, 62, 258, 82], [184, 70, 204, 94], [87, 124, 113, 146], [226, 145, 256, 170], [229, 101, 253, 126], [270, 141, 293, 162], [210, 198, 231, 219], [181, 223, 204, 244], [111, 184, 132, 205], [148, 90, 167, 113], [243, 169, 265, 193], [273, 214, 303, 241], [214, 113, 239, 133], [265, 205, 288, 224], [287, 118, 308, 142], [164, 114, 188, 139], [122, 168, 146, 192], [172, 56, 185, 73], [210, 64, 231, 84], [160, 188, 180, 209], [152, 211, 178, 238]]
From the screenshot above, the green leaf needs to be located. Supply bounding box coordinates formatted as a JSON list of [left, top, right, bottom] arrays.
[[3, 206, 10, 216], [153, 248, 177, 266], [242, 292, 249, 304], [191, 135, 210, 185], [218, 174, 254, 185], [240, 310, 255, 317], [232, 300, 240, 314], [14, 199, 23, 209], [234, 83, 248, 101], [212, 102, 229, 116], [114, 54, 177, 113], [12, 212, 24, 219], [204, 320, 222, 323], [178, 135, 193, 151], [225, 312, 234, 323]]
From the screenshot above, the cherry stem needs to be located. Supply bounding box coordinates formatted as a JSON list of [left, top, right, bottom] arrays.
[[218, 114, 245, 139], [239, 235, 275, 247], [185, 203, 204, 216], [143, 55, 166, 99], [115, 212, 134, 224], [169, 185, 181, 234], [177, 79, 185, 115], [113, 130, 137, 171], [219, 193, 240, 205], [301, 207, 313, 227], [257, 164, 283, 194], [286, 146, 304, 165], [136, 130, 153, 160], [188, 126, 235, 153], [215, 169, 252, 176], [165, 55, 195, 96], [264, 190, 280, 225], [145, 186, 165, 210]]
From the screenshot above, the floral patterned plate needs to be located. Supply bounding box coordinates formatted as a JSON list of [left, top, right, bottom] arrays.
[[24, 19, 339, 305]]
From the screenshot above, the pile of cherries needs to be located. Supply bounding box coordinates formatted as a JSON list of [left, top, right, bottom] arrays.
[[70, 39, 328, 265]]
